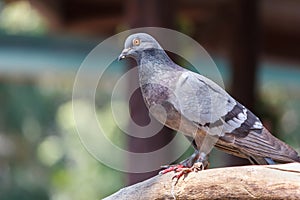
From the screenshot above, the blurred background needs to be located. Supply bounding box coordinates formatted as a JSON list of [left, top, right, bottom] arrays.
[[0, 0, 300, 199]]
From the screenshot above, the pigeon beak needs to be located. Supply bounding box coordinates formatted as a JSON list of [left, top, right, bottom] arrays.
[[118, 48, 131, 61]]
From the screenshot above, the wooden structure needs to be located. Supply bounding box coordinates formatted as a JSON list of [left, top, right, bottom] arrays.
[[104, 163, 300, 199]]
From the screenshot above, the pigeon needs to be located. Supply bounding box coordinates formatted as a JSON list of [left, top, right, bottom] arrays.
[[118, 33, 300, 176]]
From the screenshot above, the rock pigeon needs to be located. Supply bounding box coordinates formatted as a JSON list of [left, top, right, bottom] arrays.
[[119, 33, 300, 174]]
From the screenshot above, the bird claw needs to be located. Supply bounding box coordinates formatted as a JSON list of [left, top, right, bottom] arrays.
[[159, 164, 184, 175], [159, 151, 209, 184], [173, 162, 206, 185], [159, 162, 206, 184]]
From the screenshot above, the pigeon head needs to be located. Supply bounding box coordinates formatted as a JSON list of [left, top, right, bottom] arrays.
[[118, 33, 162, 61]]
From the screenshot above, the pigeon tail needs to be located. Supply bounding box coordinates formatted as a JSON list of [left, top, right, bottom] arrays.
[[234, 127, 300, 164]]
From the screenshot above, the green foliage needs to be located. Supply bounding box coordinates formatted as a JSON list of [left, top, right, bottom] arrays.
[[0, 82, 125, 199]]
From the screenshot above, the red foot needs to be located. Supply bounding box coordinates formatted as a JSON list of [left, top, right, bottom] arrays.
[[172, 168, 193, 181], [159, 164, 184, 175], [160, 162, 206, 184]]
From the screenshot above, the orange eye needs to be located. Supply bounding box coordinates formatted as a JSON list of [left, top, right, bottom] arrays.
[[132, 38, 140, 46]]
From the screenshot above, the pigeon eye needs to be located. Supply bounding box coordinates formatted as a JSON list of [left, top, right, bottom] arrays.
[[132, 38, 140, 46]]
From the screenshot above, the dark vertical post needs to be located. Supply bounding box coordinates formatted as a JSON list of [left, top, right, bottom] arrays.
[[227, 0, 260, 166], [124, 0, 177, 185]]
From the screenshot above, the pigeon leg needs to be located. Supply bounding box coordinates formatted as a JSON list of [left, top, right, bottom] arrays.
[[173, 152, 208, 183], [159, 151, 209, 179]]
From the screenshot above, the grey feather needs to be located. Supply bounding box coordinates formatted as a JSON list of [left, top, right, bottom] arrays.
[[119, 33, 300, 164]]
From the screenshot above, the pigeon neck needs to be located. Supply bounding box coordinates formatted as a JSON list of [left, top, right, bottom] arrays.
[[138, 48, 176, 68], [136, 48, 183, 85]]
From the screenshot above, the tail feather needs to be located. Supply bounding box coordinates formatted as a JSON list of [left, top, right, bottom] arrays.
[[219, 127, 300, 164], [264, 157, 276, 165], [234, 127, 300, 163], [248, 156, 276, 165]]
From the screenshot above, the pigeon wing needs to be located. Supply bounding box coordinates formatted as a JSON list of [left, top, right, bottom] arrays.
[[170, 70, 262, 137]]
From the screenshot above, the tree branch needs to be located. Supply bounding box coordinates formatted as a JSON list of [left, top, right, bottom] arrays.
[[104, 163, 300, 200]]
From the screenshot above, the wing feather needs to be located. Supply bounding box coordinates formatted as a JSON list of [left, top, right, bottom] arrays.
[[170, 71, 262, 137]]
